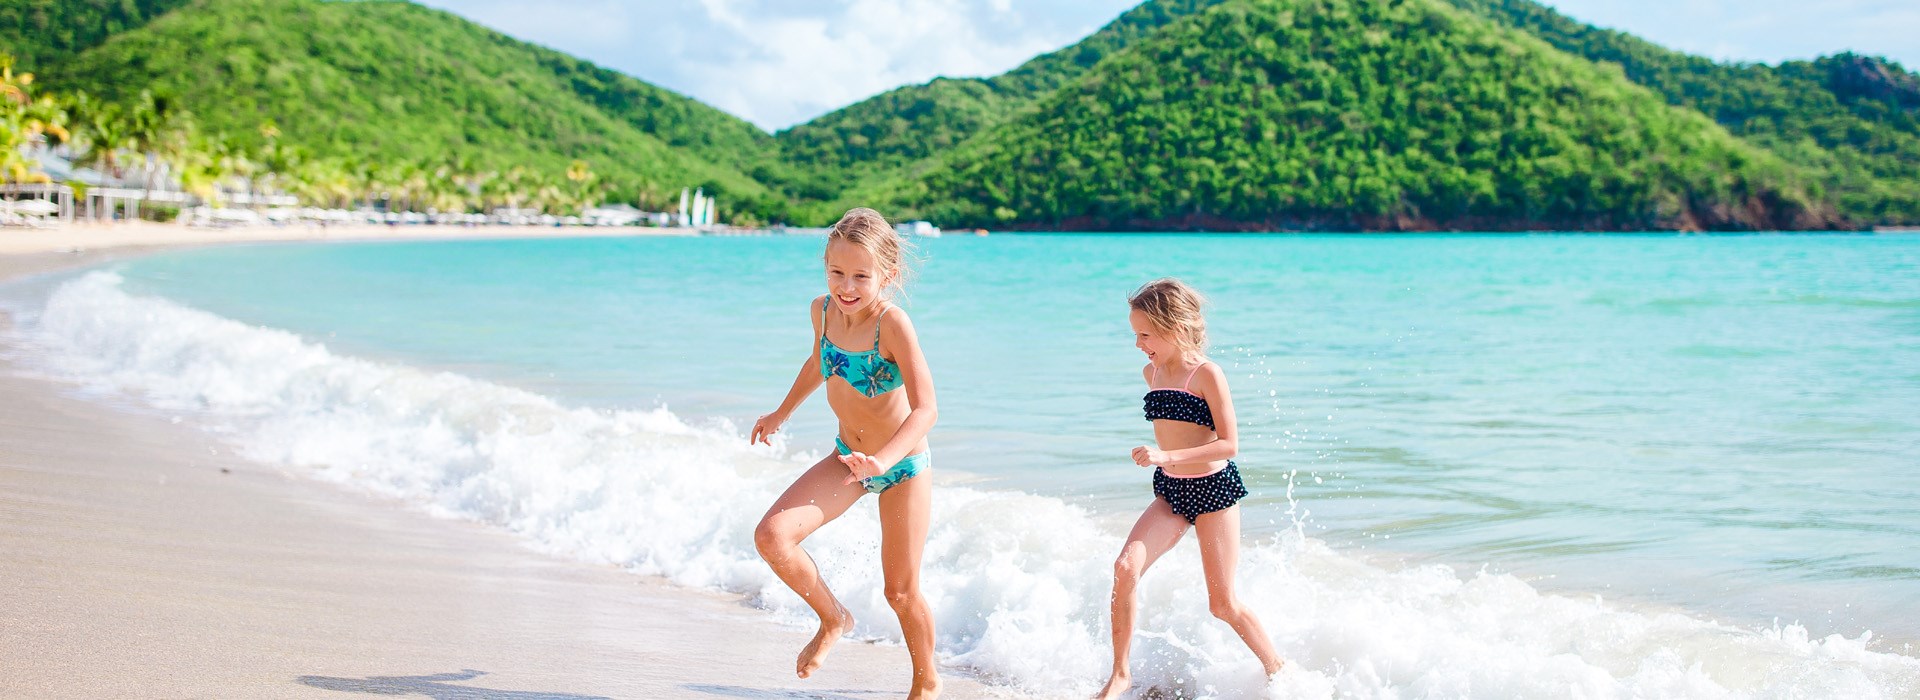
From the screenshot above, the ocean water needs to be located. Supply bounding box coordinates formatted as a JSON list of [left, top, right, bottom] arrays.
[[3, 233, 1917, 697]]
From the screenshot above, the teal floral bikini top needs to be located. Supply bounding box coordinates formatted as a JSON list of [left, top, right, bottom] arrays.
[[818, 297, 904, 397]]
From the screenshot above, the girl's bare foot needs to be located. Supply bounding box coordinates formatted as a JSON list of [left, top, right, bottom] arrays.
[[907, 676, 942, 699], [1264, 658, 1286, 676], [1094, 672, 1131, 699], [796, 606, 854, 678]]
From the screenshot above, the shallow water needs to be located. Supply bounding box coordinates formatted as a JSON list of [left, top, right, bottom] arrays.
[[4, 232, 1916, 697]]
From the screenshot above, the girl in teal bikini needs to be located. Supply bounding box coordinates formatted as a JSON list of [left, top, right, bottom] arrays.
[[750, 208, 941, 699]]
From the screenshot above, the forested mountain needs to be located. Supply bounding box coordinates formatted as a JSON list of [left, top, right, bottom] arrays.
[[1441, 0, 1920, 224], [4, 0, 1915, 230], [20, 0, 777, 208], [0, 0, 194, 70], [773, 0, 1229, 194], [866, 0, 1838, 231]]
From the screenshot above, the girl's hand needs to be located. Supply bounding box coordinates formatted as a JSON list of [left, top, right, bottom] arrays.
[[1131, 446, 1170, 468], [838, 451, 887, 484], [749, 411, 787, 445]]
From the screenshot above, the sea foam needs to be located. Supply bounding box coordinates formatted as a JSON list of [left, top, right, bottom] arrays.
[[11, 270, 1917, 698]]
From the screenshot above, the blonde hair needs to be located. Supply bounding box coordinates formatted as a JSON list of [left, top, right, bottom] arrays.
[[825, 207, 914, 296], [1128, 278, 1208, 360]]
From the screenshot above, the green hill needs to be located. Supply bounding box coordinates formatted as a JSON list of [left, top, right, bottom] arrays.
[[0, 0, 194, 71], [870, 0, 1838, 231], [1441, 0, 1920, 225], [41, 0, 776, 208], [773, 0, 1229, 195], [9, 0, 1914, 229]]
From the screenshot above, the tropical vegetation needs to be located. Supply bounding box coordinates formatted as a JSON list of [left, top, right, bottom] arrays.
[[868, 0, 1836, 230], [3, 0, 1917, 230]]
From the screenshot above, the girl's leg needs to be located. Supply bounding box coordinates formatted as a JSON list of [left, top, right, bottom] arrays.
[[754, 454, 868, 678], [877, 471, 939, 698], [1193, 505, 1285, 675], [1099, 498, 1189, 700]]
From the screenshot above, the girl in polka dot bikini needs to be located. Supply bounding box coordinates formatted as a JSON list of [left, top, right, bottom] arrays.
[[1096, 278, 1286, 699]]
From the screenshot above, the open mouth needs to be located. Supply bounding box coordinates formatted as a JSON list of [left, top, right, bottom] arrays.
[[836, 294, 860, 306]]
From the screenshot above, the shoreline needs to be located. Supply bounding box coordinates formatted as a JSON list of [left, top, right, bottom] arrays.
[[0, 242, 998, 699], [6, 228, 1917, 696], [0, 220, 698, 257]]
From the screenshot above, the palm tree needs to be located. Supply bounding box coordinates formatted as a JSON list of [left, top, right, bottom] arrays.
[[125, 91, 188, 201], [565, 159, 602, 214], [1, 55, 69, 187], [0, 54, 32, 106], [173, 136, 229, 208], [71, 97, 132, 182]]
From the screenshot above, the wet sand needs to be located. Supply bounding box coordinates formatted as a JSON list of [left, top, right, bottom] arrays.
[[0, 242, 996, 699]]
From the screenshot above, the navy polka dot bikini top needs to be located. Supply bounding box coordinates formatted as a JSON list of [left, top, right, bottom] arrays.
[[1143, 363, 1216, 430]]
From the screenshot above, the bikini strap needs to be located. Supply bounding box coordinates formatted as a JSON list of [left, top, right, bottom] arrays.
[[1181, 363, 1204, 392], [819, 296, 831, 345], [871, 305, 890, 351]]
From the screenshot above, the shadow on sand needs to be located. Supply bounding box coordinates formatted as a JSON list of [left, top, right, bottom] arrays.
[[298, 669, 609, 699], [681, 684, 897, 699]]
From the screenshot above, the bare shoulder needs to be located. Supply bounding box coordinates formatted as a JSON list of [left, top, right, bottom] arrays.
[[878, 304, 917, 338], [1193, 361, 1231, 397], [1140, 363, 1154, 385], [809, 294, 828, 328]]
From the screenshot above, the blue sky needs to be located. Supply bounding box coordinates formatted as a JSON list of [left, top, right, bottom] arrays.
[[414, 0, 1920, 131]]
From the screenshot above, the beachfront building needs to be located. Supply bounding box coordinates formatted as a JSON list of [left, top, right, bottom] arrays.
[[0, 183, 75, 227], [584, 203, 645, 227], [9, 147, 296, 226]]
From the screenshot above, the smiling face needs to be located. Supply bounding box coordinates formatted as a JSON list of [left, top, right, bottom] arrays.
[[1130, 309, 1183, 364], [825, 239, 892, 315]]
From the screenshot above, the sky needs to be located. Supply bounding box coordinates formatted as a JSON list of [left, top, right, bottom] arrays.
[[413, 0, 1920, 132]]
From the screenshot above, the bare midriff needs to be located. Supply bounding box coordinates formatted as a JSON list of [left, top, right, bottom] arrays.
[[825, 380, 926, 457], [1151, 419, 1229, 477]]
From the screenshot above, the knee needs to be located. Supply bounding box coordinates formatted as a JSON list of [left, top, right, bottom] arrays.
[[1208, 596, 1242, 622], [1113, 554, 1143, 587], [753, 518, 792, 558], [1113, 546, 1147, 586], [883, 582, 920, 611]]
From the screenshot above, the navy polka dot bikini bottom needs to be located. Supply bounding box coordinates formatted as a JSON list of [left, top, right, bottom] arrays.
[[1153, 462, 1248, 524]]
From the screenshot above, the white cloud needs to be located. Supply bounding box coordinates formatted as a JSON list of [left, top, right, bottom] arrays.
[[414, 0, 1920, 132], [681, 0, 1057, 130], [416, 0, 1134, 130], [1540, 0, 1920, 68]]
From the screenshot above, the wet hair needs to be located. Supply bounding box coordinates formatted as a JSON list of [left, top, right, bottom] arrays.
[[1128, 278, 1208, 360], [825, 207, 914, 295]]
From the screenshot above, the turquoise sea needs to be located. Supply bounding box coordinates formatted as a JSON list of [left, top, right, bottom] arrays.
[[5, 233, 1917, 696]]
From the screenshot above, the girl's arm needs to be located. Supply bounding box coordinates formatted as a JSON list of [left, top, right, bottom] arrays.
[[846, 307, 937, 472], [1142, 362, 1238, 465], [750, 296, 828, 445]]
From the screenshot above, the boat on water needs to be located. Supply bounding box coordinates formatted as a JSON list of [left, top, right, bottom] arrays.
[[896, 220, 941, 238]]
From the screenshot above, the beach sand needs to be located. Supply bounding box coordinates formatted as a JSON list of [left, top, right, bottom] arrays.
[[0, 220, 692, 256], [0, 233, 997, 699]]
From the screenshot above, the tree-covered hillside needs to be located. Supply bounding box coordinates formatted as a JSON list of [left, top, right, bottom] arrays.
[[871, 0, 1838, 231], [38, 0, 775, 208], [774, 0, 1229, 194], [0, 0, 194, 70], [1442, 0, 1920, 224], [5, 0, 1915, 230]]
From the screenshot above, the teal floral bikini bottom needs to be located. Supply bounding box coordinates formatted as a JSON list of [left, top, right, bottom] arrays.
[[834, 437, 929, 494]]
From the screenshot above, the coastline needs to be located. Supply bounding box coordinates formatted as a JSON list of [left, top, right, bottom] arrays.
[[0, 238, 997, 699], [0, 220, 695, 257], [7, 228, 1917, 697]]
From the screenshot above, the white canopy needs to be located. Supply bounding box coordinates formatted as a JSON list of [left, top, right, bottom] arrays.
[[12, 199, 58, 215]]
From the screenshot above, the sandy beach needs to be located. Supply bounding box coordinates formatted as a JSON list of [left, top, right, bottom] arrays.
[[0, 220, 696, 256], [0, 228, 995, 699]]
